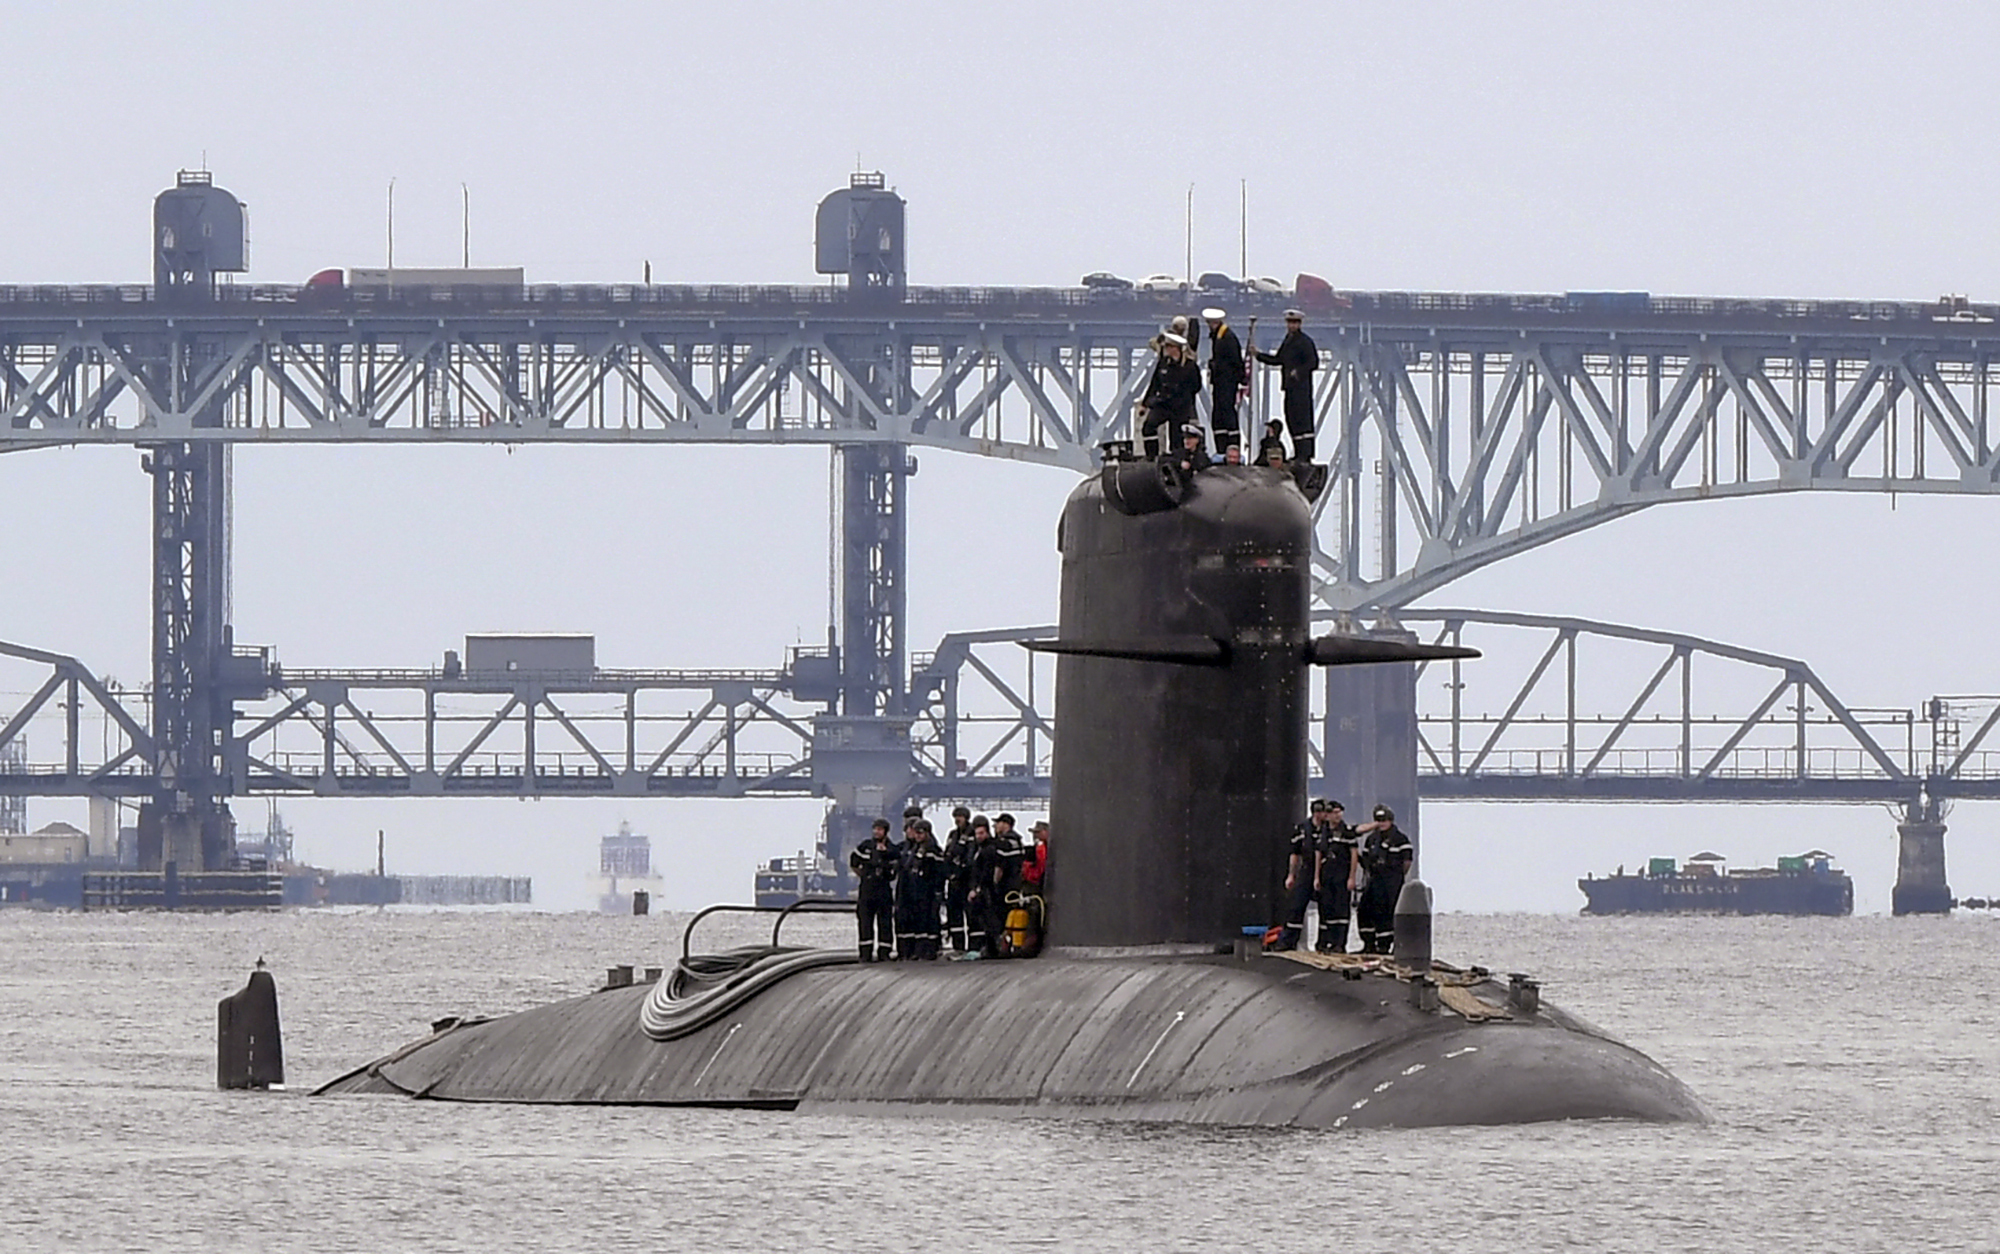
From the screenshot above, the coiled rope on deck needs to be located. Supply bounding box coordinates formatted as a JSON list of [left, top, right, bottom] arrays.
[[639, 944, 856, 1042]]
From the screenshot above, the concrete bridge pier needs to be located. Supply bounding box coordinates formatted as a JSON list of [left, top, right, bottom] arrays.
[[1321, 624, 1420, 867], [1892, 801, 1952, 916]]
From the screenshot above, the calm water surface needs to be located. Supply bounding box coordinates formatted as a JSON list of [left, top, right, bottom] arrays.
[[1, 907, 1994, 1253]]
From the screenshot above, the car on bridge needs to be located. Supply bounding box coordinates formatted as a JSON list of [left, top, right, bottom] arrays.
[[1137, 273, 1188, 292], [1196, 271, 1241, 294], [1080, 271, 1132, 290]]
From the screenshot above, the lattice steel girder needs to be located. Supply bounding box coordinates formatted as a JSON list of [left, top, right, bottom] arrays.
[[13, 299, 2000, 619], [907, 626, 1057, 786], [0, 314, 1163, 469], [145, 441, 235, 807], [1389, 609, 1921, 798], [1417, 776, 1915, 802], [1315, 331, 2000, 609], [0, 614, 1989, 805], [0, 639, 154, 795], [227, 669, 818, 798], [12, 295, 2000, 612]]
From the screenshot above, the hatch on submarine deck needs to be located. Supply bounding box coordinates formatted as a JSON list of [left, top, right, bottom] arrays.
[[317, 459, 1706, 1128]]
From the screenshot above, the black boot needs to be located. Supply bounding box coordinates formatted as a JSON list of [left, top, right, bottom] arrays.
[[1315, 921, 1345, 954]]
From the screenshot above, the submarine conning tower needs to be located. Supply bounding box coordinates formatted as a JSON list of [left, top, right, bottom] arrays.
[[1034, 457, 1472, 951], [1044, 461, 1312, 949]]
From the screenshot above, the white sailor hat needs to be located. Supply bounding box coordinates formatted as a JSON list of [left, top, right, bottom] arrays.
[[1201, 306, 1227, 321], [1284, 308, 1303, 320], [1162, 331, 1188, 347]]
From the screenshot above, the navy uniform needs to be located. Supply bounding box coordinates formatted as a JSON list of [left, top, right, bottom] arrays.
[[1314, 801, 1358, 954], [1356, 806, 1414, 954], [895, 821, 947, 960], [1253, 311, 1318, 460], [1177, 431, 1214, 475], [1139, 335, 1203, 458], [972, 814, 1028, 957], [941, 807, 976, 952], [1277, 804, 1322, 950], [1257, 419, 1288, 466], [966, 824, 999, 957], [849, 823, 899, 962], [992, 814, 1027, 893], [1202, 309, 1246, 451]]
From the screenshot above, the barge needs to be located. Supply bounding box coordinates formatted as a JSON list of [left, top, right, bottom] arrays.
[[1580, 851, 1853, 916]]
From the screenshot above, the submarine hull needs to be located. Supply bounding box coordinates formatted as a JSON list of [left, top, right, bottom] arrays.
[[319, 954, 1703, 1128]]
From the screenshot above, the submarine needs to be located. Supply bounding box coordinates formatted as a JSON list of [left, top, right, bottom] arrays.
[[319, 452, 1705, 1128]]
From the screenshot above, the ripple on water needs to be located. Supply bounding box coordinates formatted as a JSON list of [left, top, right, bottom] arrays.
[[0, 909, 1995, 1253]]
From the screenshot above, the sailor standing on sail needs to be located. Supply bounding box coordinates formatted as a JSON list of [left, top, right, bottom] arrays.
[[850, 819, 899, 963], [1253, 309, 1318, 461], [1137, 331, 1202, 458], [1201, 307, 1246, 454]]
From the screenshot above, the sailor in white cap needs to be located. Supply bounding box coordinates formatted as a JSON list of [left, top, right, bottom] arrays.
[[1137, 329, 1202, 458], [1201, 307, 1245, 454], [1149, 314, 1194, 356], [1253, 309, 1319, 460]]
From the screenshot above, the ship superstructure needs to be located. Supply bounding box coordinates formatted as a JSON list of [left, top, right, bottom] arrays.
[[592, 821, 666, 914]]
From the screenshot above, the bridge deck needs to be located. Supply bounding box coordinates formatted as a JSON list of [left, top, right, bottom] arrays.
[[2, 281, 1992, 340]]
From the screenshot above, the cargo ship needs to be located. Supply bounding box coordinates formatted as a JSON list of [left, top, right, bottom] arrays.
[[253, 811, 531, 907], [1579, 850, 1853, 916], [752, 851, 844, 907], [752, 807, 852, 907]]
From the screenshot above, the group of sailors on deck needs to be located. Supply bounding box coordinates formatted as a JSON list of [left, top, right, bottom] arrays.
[[1138, 307, 1319, 463], [851, 806, 1048, 963]]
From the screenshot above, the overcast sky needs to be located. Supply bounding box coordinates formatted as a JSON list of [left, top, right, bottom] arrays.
[[5, 2, 2000, 912]]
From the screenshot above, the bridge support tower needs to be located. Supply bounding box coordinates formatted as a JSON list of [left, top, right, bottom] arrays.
[[136, 441, 237, 870], [1321, 623, 1420, 862], [134, 172, 267, 873], [812, 442, 914, 885]]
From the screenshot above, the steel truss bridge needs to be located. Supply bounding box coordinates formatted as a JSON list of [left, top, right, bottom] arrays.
[[8, 281, 2000, 618], [7, 612, 1998, 813], [7, 267, 2000, 881]]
